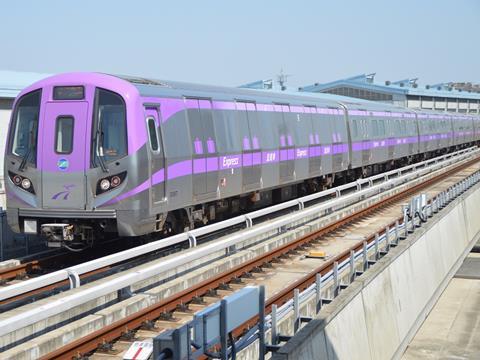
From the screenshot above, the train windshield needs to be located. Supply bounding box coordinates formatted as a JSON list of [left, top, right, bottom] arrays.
[[92, 89, 127, 167], [10, 90, 41, 166]]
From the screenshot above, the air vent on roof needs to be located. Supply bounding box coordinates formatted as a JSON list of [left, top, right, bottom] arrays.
[[116, 75, 169, 87], [399, 83, 404, 87], [426, 85, 430, 89], [385, 80, 391, 86], [412, 83, 418, 88]]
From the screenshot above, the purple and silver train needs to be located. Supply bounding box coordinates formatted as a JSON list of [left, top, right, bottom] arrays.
[[4, 72, 480, 249]]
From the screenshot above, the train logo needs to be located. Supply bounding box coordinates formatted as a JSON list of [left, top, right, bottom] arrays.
[[51, 184, 75, 200], [57, 158, 69, 171]]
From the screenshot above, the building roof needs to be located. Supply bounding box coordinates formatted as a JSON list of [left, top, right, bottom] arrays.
[[300, 73, 480, 100], [0, 70, 50, 99]]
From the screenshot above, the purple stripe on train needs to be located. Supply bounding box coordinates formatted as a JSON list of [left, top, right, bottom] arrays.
[[102, 133, 461, 205]]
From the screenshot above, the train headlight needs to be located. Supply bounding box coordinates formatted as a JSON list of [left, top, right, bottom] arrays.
[[111, 176, 121, 187], [99, 179, 110, 191], [8, 172, 35, 194], [13, 175, 22, 185], [21, 178, 31, 189], [96, 171, 127, 195]]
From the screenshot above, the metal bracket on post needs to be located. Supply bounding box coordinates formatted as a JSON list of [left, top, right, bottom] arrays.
[[401, 207, 408, 239], [349, 250, 356, 283], [394, 220, 400, 245], [67, 269, 80, 289], [270, 304, 278, 346], [297, 200, 304, 210], [258, 285, 266, 360], [117, 286, 133, 301], [382, 228, 390, 254], [219, 300, 228, 360], [363, 241, 369, 271], [333, 262, 340, 297], [374, 233, 380, 259], [356, 181, 361, 191], [293, 289, 300, 333], [245, 216, 253, 228], [315, 273, 322, 313], [315, 273, 332, 312], [187, 233, 197, 248]]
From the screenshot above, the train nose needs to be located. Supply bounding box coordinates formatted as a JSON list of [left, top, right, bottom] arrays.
[[39, 101, 89, 210]]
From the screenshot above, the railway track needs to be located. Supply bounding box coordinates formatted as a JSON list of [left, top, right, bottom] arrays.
[[38, 152, 480, 359], [1, 151, 468, 312]]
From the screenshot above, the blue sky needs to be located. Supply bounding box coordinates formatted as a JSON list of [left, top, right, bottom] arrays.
[[1, 0, 479, 87]]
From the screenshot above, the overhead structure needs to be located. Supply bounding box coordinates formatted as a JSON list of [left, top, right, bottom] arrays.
[[300, 73, 480, 114]]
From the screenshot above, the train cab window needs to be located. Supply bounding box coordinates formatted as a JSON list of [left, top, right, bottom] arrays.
[[55, 116, 74, 154], [10, 89, 41, 165], [147, 117, 159, 152], [93, 88, 127, 165]]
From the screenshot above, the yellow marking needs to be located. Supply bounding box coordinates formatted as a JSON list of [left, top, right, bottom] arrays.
[[307, 250, 326, 258]]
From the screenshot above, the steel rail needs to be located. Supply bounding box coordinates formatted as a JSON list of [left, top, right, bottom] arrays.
[[40, 148, 480, 360]]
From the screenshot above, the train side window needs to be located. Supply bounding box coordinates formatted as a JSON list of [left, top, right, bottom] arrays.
[[352, 120, 358, 138], [372, 120, 378, 137], [55, 116, 74, 154], [147, 117, 159, 152], [379, 119, 386, 136]]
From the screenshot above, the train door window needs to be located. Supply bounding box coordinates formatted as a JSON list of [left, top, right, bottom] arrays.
[[213, 106, 242, 153], [55, 116, 74, 154], [147, 117, 159, 152], [286, 106, 308, 146], [185, 99, 204, 155], [372, 120, 378, 137], [379, 119, 386, 136], [352, 120, 358, 139], [257, 108, 278, 149]]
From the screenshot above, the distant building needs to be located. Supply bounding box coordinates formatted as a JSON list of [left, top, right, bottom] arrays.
[[299, 73, 480, 114], [0, 70, 50, 208]]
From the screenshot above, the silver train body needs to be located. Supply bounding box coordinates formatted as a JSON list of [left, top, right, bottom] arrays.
[[4, 73, 480, 248]]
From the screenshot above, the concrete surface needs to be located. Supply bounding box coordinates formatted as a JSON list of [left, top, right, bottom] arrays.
[[272, 178, 480, 360], [402, 254, 480, 359]]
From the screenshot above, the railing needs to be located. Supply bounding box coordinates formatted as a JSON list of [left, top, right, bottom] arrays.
[[265, 169, 480, 352], [0, 147, 477, 338]]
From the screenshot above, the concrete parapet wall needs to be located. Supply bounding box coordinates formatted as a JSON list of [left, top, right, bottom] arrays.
[[272, 182, 480, 360]]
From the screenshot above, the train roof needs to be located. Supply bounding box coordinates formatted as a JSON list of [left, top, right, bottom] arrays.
[[114, 73, 414, 114]]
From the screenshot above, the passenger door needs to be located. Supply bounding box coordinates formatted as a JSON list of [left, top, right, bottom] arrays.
[[236, 101, 261, 191], [278, 104, 295, 183], [145, 105, 166, 205], [186, 98, 218, 200], [40, 101, 88, 209]]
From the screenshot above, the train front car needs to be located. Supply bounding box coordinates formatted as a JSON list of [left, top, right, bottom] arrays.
[[4, 73, 149, 250]]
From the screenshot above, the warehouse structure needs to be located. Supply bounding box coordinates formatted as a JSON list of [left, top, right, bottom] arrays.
[[299, 73, 480, 114]]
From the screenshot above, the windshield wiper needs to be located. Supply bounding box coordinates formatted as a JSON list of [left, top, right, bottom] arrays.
[[18, 146, 32, 172], [95, 126, 109, 173]]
